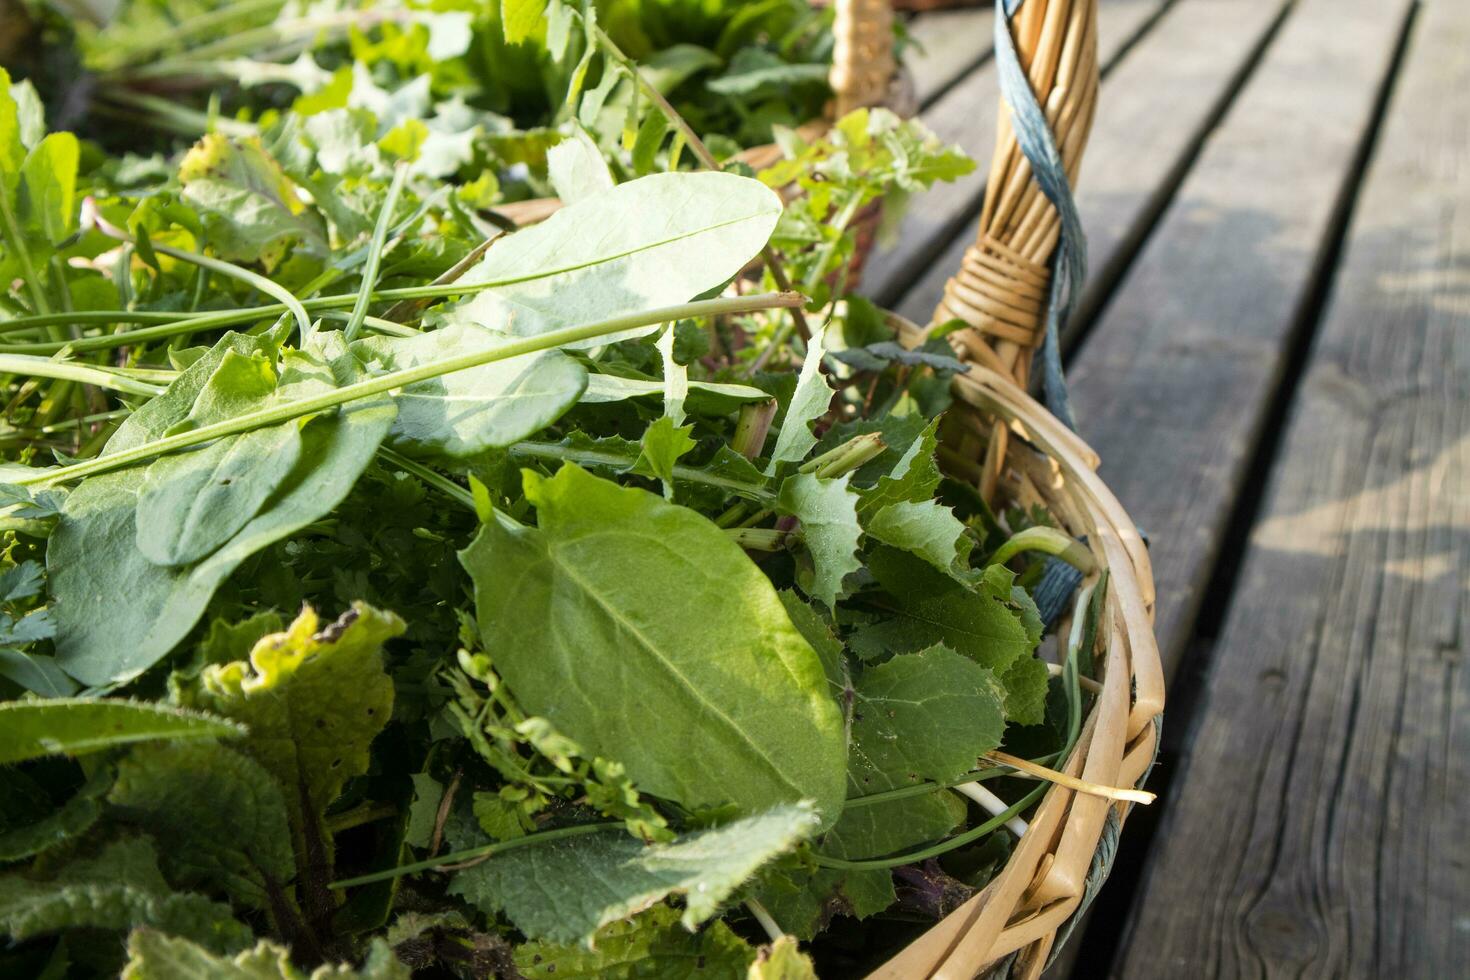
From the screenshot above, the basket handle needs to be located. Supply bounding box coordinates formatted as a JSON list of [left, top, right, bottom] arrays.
[[933, 0, 1099, 431], [830, 0, 896, 116]]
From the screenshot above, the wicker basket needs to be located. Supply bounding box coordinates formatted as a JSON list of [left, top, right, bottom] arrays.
[[871, 0, 1164, 975]]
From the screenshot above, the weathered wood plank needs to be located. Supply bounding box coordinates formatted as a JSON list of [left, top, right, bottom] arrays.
[[1053, 0, 1415, 682], [895, 0, 1289, 326], [1115, 1, 1469, 973], [862, 0, 1166, 305], [904, 7, 996, 108]]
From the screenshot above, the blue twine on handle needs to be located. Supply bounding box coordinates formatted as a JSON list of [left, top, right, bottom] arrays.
[[985, 15, 1163, 972], [991, 0, 1092, 627], [992, 0, 1086, 432]]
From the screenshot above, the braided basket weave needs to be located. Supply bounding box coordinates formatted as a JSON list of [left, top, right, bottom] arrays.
[[871, 0, 1164, 975]]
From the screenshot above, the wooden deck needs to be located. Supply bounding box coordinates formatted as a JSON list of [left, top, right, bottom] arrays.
[[894, 1, 1467, 975]]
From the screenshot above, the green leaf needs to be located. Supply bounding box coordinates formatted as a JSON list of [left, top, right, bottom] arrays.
[[450, 172, 781, 348], [820, 792, 965, 862], [848, 548, 1032, 672], [18, 132, 78, 246], [751, 864, 894, 940], [0, 770, 108, 864], [135, 350, 304, 567], [108, 740, 295, 910], [50, 366, 395, 686], [777, 472, 861, 608], [514, 905, 755, 978], [631, 113, 668, 176], [748, 937, 818, 979], [354, 325, 587, 459], [865, 499, 973, 581], [451, 804, 819, 944], [0, 651, 75, 697], [105, 332, 282, 454], [766, 324, 834, 473], [0, 607, 52, 647], [0, 68, 25, 186], [708, 50, 829, 97], [859, 418, 940, 512], [500, 0, 545, 45], [0, 837, 250, 953], [404, 773, 444, 850], [460, 464, 845, 825], [638, 417, 697, 489], [0, 699, 243, 765], [121, 928, 408, 979], [182, 603, 402, 863], [0, 559, 43, 602], [178, 134, 327, 266], [776, 590, 845, 697], [1000, 655, 1051, 727], [848, 646, 1006, 791], [547, 125, 614, 204]]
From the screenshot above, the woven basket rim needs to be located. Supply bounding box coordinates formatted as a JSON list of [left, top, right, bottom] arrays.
[[864, 328, 1164, 978]]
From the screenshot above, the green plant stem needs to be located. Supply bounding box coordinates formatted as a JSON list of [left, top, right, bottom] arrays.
[[730, 398, 777, 460], [841, 766, 1015, 809], [376, 446, 476, 513], [0, 193, 51, 317], [95, 90, 258, 138], [324, 802, 400, 835], [331, 821, 620, 888], [728, 527, 792, 551], [989, 525, 1095, 573], [16, 292, 802, 489], [0, 355, 165, 397], [811, 783, 1047, 872], [509, 442, 776, 505], [318, 310, 419, 337], [800, 432, 886, 479], [1, 258, 776, 352], [343, 163, 409, 343], [86, 199, 313, 341], [393, 446, 776, 550]]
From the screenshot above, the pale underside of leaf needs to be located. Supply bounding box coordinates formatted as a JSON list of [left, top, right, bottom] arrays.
[[451, 172, 782, 348]]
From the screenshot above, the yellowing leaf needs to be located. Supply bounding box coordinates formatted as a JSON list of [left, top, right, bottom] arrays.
[[514, 905, 755, 978], [748, 937, 817, 979], [184, 603, 403, 860], [122, 928, 409, 979]]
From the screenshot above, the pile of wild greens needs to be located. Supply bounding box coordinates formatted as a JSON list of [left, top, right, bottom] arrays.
[[20, 0, 857, 174], [0, 7, 1103, 977]]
